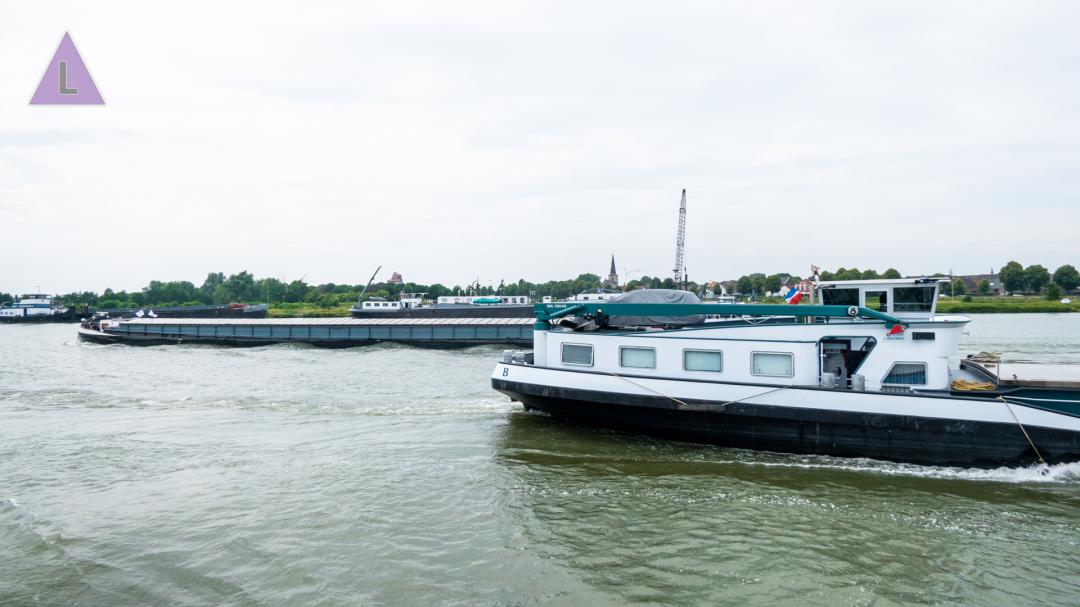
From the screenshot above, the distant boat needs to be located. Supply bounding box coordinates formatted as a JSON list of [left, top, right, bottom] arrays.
[[350, 293, 533, 319], [0, 294, 75, 323]]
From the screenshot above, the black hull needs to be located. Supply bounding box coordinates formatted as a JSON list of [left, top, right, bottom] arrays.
[[0, 313, 79, 323], [493, 379, 1080, 468], [350, 306, 532, 319]]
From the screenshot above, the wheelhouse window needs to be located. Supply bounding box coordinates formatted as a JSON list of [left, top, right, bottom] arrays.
[[865, 290, 888, 312], [882, 362, 927, 385], [684, 350, 723, 372], [822, 288, 859, 306], [893, 287, 934, 312], [561, 343, 594, 366], [620, 346, 656, 369], [752, 352, 794, 377]]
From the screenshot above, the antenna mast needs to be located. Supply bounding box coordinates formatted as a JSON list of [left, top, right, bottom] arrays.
[[672, 188, 687, 285]]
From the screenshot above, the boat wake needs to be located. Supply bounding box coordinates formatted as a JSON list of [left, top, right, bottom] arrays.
[[739, 454, 1080, 484]]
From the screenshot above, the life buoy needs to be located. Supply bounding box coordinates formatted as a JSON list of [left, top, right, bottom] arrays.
[[847, 306, 859, 317]]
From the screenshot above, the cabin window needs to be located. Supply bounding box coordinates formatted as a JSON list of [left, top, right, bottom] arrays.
[[893, 287, 934, 312], [865, 290, 888, 312], [822, 288, 859, 306], [882, 362, 927, 385], [561, 343, 594, 366], [684, 350, 723, 372], [620, 347, 656, 369], [752, 352, 794, 377]]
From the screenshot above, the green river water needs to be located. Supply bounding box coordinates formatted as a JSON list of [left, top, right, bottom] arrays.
[[2, 315, 1079, 606]]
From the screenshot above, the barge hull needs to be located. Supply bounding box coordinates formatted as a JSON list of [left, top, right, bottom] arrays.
[[79, 318, 533, 348], [493, 378, 1080, 467]]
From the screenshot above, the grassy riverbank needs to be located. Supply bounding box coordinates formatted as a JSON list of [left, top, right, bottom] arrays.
[[268, 303, 352, 318], [936, 296, 1078, 313]]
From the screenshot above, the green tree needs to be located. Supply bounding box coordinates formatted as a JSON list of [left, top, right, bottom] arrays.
[[764, 273, 789, 295], [224, 271, 259, 302], [1052, 264, 1079, 292], [199, 272, 225, 304], [950, 279, 966, 296], [1044, 282, 1063, 301], [977, 279, 991, 295], [211, 284, 230, 304], [883, 268, 902, 279], [1024, 264, 1051, 293], [999, 261, 1025, 293], [284, 279, 309, 303], [736, 275, 753, 295]]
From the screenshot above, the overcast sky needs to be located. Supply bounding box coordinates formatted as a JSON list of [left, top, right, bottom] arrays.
[[2, 2, 1078, 294]]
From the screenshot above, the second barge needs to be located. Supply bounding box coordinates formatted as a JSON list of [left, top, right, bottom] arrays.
[[78, 316, 533, 347]]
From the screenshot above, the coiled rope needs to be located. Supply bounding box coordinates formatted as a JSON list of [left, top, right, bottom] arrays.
[[951, 379, 997, 391]]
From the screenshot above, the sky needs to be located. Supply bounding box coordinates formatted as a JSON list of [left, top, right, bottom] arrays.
[[1, 1, 1078, 294]]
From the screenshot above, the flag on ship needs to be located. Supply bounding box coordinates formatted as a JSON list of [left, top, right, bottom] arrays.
[[783, 285, 803, 305]]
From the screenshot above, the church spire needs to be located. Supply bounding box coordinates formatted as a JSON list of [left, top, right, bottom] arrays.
[[606, 254, 619, 288]]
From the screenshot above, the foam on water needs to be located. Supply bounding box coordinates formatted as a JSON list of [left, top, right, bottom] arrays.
[[732, 455, 1080, 484]]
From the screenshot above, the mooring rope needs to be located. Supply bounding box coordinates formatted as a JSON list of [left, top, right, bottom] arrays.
[[603, 372, 690, 407], [603, 372, 788, 411], [997, 395, 1049, 469]]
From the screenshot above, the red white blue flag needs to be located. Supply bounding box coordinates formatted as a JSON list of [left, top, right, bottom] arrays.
[[783, 286, 803, 304]]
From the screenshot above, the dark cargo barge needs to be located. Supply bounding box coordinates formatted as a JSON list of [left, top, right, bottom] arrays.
[[79, 317, 533, 347]]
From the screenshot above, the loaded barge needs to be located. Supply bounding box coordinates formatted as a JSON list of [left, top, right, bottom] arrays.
[[492, 279, 1080, 467], [79, 316, 532, 347]]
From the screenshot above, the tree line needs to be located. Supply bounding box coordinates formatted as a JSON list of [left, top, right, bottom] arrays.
[[729, 262, 1078, 300], [732, 267, 904, 298], [3, 272, 616, 309], [1, 261, 1074, 309], [994, 261, 1078, 300]]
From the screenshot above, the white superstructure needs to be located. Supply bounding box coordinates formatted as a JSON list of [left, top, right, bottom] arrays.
[[357, 293, 427, 312], [532, 279, 962, 392], [435, 295, 530, 306], [0, 294, 68, 319]]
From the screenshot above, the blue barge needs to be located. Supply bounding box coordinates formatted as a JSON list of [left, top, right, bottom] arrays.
[[78, 317, 533, 347]]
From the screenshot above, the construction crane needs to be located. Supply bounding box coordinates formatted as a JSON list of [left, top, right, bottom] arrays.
[[672, 188, 687, 287], [357, 265, 382, 303]]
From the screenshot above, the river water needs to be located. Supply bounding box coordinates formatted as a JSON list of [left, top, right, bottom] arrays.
[[2, 315, 1079, 606]]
